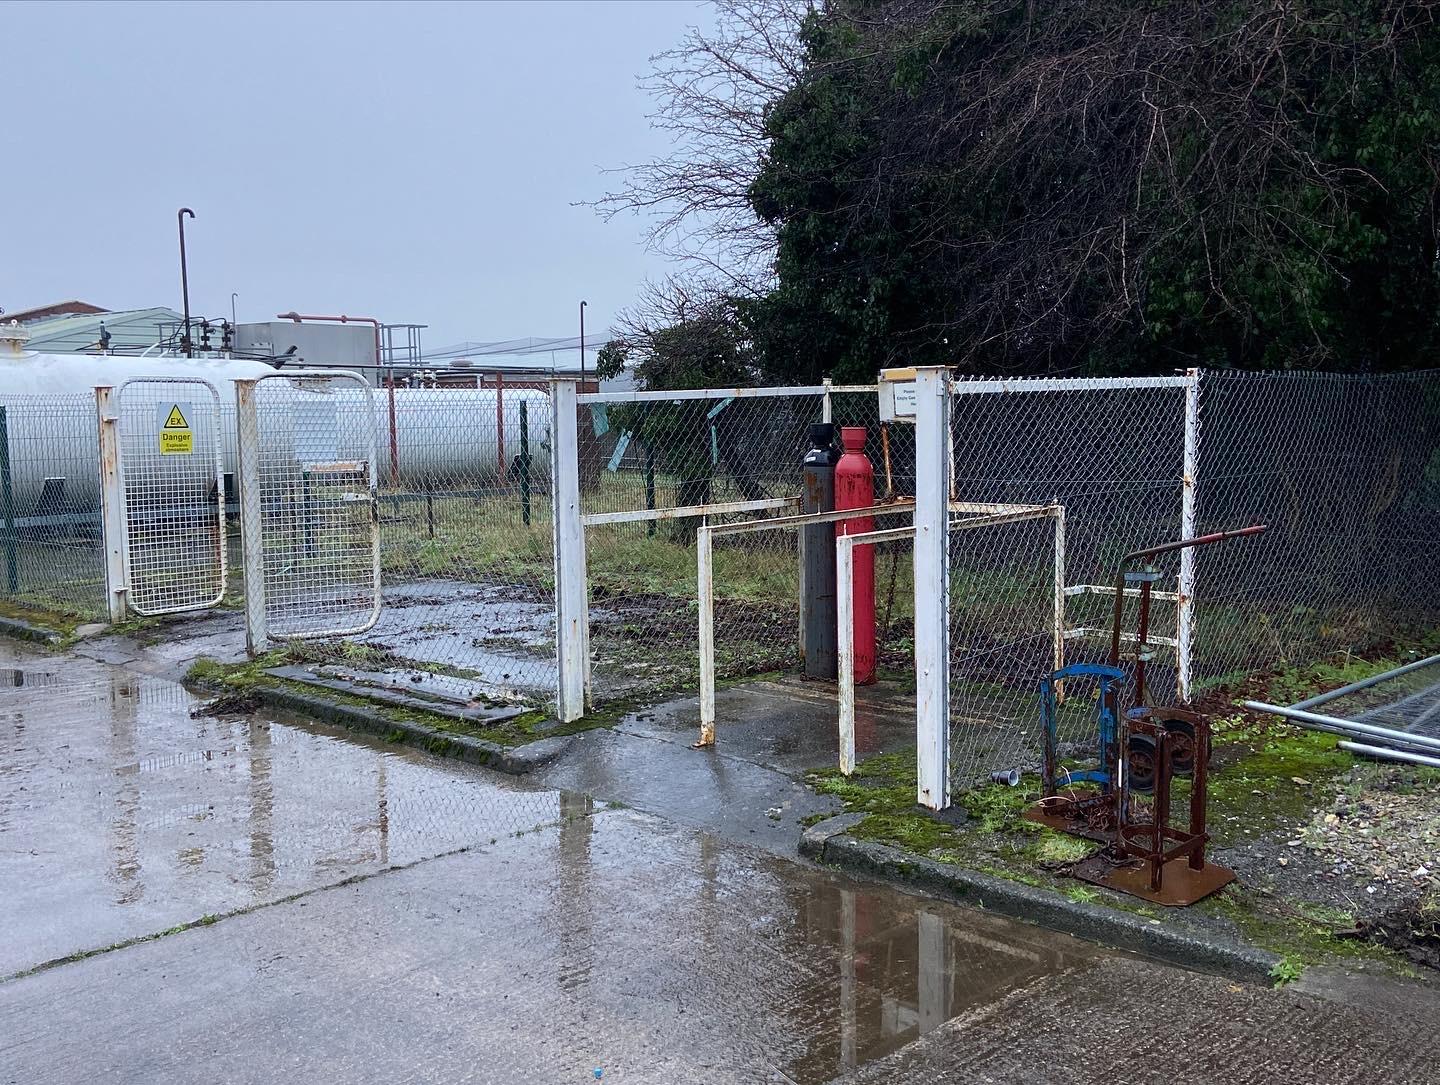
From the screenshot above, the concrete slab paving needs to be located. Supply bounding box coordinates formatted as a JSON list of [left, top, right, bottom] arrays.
[[834, 955, 1438, 1085], [0, 808, 1108, 1085], [622, 676, 916, 776]]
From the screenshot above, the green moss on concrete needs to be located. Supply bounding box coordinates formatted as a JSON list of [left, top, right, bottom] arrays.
[[1197, 886, 1396, 972], [183, 651, 595, 747]]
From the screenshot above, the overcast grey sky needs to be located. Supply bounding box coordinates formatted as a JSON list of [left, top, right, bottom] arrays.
[[1, 0, 711, 350]]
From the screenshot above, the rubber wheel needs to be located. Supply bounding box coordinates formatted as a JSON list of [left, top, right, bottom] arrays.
[[1127, 733, 1157, 794], [1160, 718, 1198, 776]]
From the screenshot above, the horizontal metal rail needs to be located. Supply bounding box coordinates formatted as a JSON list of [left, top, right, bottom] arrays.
[[702, 500, 915, 541], [950, 376, 1193, 395], [1065, 583, 1180, 602], [1065, 627, 1179, 649], [581, 496, 798, 528], [1338, 740, 1440, 770], [578, 385, 850, 404], [1242, 700, 1440, 755], [1290, 653, 1440, 711]]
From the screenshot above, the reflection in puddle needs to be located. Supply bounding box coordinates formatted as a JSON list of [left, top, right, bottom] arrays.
[[0, 655, 568, 975]]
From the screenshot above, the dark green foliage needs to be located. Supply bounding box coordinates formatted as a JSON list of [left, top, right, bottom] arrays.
[[743, 1, 1440, 378]]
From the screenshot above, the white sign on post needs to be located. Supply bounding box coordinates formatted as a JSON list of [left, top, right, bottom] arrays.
[[878, 368, 918, 423]]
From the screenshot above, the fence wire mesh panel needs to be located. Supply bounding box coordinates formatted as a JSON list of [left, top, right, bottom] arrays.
[[0, 393, 106, 621], [947, 511, 1063, 791], [368, 384, 557, 707], [577, 388, 844, 704], [1192, 369, 1440, 687], [950, 378, 1188, 703], [251, 373, 380, 639], [830, 387, 916, 501], [116, 378, 227, 615]]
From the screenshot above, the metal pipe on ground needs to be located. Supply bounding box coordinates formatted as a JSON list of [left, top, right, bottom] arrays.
[[1337, 741, 1440, 770], [1242, 701, 1440, 755], [1291, 653, 1440, 711]]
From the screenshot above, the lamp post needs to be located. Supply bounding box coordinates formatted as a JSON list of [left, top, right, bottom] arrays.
[[177, 207, 196, 357], [579, 299, 588, 388]]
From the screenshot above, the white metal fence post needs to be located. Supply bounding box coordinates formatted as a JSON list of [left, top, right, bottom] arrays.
[[1052, 505, 1067, 677], [911, 366, 951, 810], [94, 386, 128, 624], [550, 379, 589, 722], [836, 533, 855, 774], [1176, 368, 1201, 701], [697, 523, 716, 745], [234, 379, 268, 654]]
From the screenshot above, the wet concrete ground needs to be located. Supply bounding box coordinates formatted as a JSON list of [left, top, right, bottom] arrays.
[[0, 644, 561, 977], [5, 636, 1438, 1083]]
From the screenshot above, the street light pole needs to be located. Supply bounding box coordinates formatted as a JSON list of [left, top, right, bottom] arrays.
[[579, 299, 588, 388], [177, 207, 195, 357]]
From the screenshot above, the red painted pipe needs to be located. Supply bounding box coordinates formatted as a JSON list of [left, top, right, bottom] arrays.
[[835, 427, 877, 685]]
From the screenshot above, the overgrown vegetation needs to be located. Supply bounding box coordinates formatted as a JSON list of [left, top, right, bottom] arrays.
[[602, 0, 1440, 380], [804, 635, 1439, 973]]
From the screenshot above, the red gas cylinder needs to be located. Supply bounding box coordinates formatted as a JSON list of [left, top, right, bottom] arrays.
[[835, 426, 877, 685]]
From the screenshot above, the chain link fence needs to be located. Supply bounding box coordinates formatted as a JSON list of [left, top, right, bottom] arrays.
[[947, 508, 1065, 790], [948, 377, 1189, 713], [1191, 369, 1440, 687], [363, 384, 557, 704], [578, 388, 897, 704], [0, 393, 108, 622]]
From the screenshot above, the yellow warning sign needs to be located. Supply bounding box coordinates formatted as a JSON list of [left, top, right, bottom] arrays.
[[160, 430, 193, 455], [158, 402, 193, 455]]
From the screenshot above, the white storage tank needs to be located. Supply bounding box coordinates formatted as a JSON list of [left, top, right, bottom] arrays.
[[0, 336, 551, 514]]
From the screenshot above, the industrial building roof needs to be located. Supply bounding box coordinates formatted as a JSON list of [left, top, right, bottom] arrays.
[[19, 307, 185, 354]]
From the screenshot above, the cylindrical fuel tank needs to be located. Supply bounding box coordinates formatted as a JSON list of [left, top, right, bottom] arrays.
[[835, 426, 876, 685], [0, 351, 553, 513]]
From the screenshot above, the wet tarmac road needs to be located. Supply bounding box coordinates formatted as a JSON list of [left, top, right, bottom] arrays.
[[4, 640, 1437, 1083]]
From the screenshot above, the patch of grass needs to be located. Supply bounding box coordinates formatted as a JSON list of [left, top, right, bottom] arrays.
[[1034, 832, 1096, 864], [959, 779, 1037, 832], [1199, 886, 1397, 972], [1269, 955, 1305, 987], [1064, 886, 1100, 905]]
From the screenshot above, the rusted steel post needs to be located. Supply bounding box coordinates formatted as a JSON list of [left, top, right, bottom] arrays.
[[0, 407, 17, 593], [496, 371, 506, 485], [1151, 730, 1172, 892], [385, 375, 400, 485], [1189, 719, 1210, 871]]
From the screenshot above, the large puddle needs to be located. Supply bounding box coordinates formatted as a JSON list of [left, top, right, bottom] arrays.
[[1, 641, 1113, 1081], [0, 645, 563, 976]]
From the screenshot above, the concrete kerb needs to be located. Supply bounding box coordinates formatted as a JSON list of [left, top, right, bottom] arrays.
[[206, 681, 571, 776], [0, 614, 63, 646], [800, 822, 1282, 983]]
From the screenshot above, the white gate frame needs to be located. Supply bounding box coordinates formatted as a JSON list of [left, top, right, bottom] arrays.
[[560, 382, 876, 722], [694, 500, 915, 746], [95, 377, 228, 621], [835, 502, 1065, 779], [912, 367, 1201, 810], [235, 370, 380, 654]]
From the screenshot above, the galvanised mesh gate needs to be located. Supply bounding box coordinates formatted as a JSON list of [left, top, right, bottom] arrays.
[[236, 371, 381, 646], [114, 378, 227, 615]]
